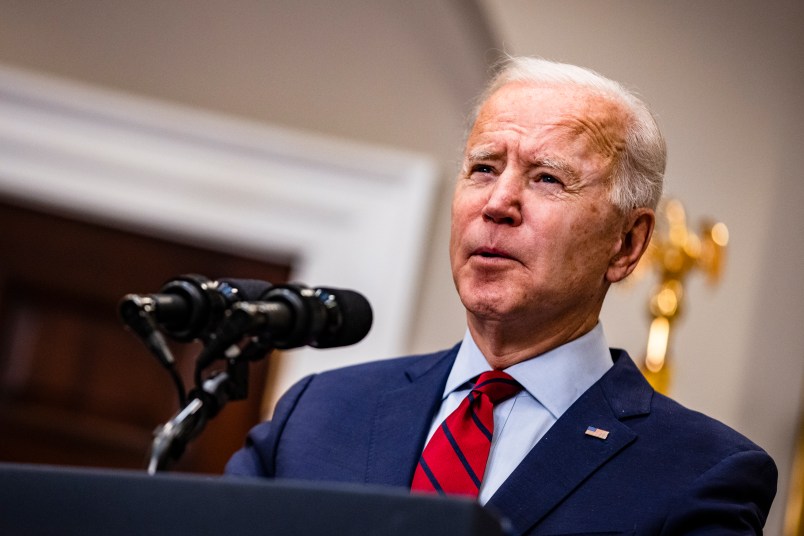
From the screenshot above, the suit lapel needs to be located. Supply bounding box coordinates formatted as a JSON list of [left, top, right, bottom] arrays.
[[364, 346, 458, 487], [486, 351, 653, 535]]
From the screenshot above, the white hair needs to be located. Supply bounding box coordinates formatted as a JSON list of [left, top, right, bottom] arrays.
[[473, 56, 666, 211]]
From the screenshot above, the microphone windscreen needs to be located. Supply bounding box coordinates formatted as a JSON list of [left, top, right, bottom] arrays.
[[314, 288, 373, 348]]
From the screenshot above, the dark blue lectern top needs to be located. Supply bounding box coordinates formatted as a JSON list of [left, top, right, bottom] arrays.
[[0, 462, 506, 535]]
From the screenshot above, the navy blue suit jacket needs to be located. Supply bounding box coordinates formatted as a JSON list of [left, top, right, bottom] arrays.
[[225, 346, 777, 535]]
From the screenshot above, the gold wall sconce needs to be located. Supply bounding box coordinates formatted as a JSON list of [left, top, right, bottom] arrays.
[[638, 198, 729, 394]]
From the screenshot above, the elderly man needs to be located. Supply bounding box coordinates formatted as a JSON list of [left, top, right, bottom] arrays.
[[226, 57, 777, 535]]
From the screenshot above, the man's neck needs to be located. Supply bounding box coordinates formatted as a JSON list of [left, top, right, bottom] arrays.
[[467, 312, 600, 369]]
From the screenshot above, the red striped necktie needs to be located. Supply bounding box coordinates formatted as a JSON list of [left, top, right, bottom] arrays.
[[411, 370, 522, 498]]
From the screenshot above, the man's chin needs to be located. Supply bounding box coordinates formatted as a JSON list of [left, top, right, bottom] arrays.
[[461, 294, 521, 323]]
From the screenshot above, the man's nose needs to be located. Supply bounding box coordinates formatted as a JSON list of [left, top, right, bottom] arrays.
[[482, 173, 522, 226]]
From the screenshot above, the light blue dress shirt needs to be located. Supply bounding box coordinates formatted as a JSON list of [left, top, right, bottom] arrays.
[[423, 323, 614, 504]]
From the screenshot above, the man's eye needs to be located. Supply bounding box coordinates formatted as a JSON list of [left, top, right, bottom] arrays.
[[471, 164, 494, 174], [538, 173, 562, 185]]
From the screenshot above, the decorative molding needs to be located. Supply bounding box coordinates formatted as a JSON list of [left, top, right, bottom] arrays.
[[0, 64, 439, 406]]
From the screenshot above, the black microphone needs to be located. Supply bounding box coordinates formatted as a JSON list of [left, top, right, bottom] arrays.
[[198, 284, 372, 366], [119, 274, 273, 342], [262, 284, 373, 349]]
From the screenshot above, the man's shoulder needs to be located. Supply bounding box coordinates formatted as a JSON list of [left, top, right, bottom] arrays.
[[314, 344, 460, 381], [283, 344, 460, 400], [268, 345, 460, 436], [604, 349, 769, 457], [649, 389, 768, 457]]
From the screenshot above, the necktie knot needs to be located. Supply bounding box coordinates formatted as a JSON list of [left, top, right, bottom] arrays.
[[472, 370, 522, 405]]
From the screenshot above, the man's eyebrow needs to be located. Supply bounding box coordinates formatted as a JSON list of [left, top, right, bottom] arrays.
[[465, 147, 498, 162], [535, 157, 579, 180], [463, 150, 580, 181]]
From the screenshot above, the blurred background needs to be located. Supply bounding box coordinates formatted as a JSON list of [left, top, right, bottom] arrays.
[[0, 1, 801, 534]]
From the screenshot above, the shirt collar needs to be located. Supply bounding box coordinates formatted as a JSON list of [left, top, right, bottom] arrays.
[[445, 323, 613, 419]]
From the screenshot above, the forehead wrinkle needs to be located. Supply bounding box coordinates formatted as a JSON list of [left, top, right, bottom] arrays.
[[569, 117, 625, 160], [556, 102, 627, 161]]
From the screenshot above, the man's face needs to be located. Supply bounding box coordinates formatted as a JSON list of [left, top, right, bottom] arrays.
[[449, 82, 631, 333]]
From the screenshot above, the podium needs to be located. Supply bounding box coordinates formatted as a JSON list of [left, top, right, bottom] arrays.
[[0, 463, 505, 535]]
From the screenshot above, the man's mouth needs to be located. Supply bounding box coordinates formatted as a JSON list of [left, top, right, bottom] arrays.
[[472, 247, 514, 261]]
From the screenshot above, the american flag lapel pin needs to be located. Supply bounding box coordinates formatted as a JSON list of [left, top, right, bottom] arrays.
[[585, 426, 609, 440]]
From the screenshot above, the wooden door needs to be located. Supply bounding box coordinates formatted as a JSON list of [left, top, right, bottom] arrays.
[[0, 199, 291, 474]]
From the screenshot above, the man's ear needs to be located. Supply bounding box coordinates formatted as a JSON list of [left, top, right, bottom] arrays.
[[606, 208, 655, 283]]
